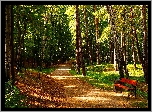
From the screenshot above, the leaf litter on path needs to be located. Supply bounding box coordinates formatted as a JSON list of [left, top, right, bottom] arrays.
[[15, 64, 148, 108]]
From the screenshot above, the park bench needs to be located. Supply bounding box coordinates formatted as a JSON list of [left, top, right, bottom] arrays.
[[114, 78, 137, 98]]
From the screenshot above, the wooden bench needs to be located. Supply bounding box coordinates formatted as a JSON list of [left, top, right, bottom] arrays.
[[114, 78, 137, 98]]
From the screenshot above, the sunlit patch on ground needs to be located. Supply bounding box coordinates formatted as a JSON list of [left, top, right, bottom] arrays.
[[72, 96, 110, 101], [51, 76, 78, 80], [59, 65, 67, 67], [13, 64, 148, 108], [56, 64, 71, 70], [57, 68, 71, 70], [64, 85, 76, 88]]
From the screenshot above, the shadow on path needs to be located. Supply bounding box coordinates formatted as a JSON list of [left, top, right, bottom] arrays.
[[15, 64, 146, 108]]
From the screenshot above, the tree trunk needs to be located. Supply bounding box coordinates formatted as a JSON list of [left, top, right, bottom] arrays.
[[22, 13, 27, 72], [110, 5, 126, 78], [76, 5, 80, 74], [110, 5, 118, 71], [132, 32, 137, 69], [16, 5, 22, 73], [5, 5, 11, 82], [121, 6, 129, 78], [84, 5, 93, 65], [131, 6, 148, 84], [88, 37, 93, 65], [109, 39, 114, 64], [83, 5, 88, 65], [142, 5, 148, 84], [130, 6, 137, 69], [77, 5, 86, 76], [11, 5, 15, 85], [106, 5, 114, 64], [94, 5, 100, 65]]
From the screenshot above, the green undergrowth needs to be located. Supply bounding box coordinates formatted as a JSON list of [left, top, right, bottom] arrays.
[[131, 101, 148, 108], [70, 63, 148, 103], [70, 69, 119, 90], [5, 80, 28, 108], [17, 67, 56, 83], [26, 67, 56, 74], [6, 67, 56, 108]]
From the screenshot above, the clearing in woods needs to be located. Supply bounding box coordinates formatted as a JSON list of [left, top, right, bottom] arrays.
[[15, 64, 147, 108]]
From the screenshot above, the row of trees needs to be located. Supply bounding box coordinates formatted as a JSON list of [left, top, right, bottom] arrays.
[[73, 5, 148, 83], [5, 5, 148, 85]]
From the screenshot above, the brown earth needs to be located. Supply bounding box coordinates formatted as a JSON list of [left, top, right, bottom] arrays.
[[15, 64, 148, 108]]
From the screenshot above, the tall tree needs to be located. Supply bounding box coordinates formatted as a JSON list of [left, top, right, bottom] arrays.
[[84, 5, 93, 65], [94, 5, 100, 65], [130, 6, 137, 69], [75, 5, 80, 74], [76, 5, 86, 76], [130, 6, 148, 83], [109, 5, 118, 71], [11, 5, 15, 85], [5, 5, 15, 85], [106, 5, 114, 64], [142, 5, 148, 84], [5, 5, 12, 82], [131, 29, 137, 69], [120, 5, 129, 78]]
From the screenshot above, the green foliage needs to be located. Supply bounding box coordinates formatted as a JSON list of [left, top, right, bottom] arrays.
[[28, 67, 55, 74], [14, 5, 75, 65], [99, 24, 110, 42], [131, 101, 148, 108], [136, 89, 148, 99], [13, 5, 147, 65], [5, 81, 27, 108], [70, 63, 120, 90], [70, 63, 148, 99]]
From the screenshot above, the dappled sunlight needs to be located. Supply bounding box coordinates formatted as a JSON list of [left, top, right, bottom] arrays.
[[130, 74, 144, 77], [57, 65, 71, 71], [86, 90, 101, 95], [28, 91, 65, 102], [88, 79, 95, 81], [57, 68, 71, 70], [64, 85, 76, 88], [13, 63, 148, 108], [103, 71, 119, 74], [51, 76, 78, 80], [59, 65, 67, 67], [28, 100, 41, 106], [100, 91, 129, 97], [72, 96, 110, 101]]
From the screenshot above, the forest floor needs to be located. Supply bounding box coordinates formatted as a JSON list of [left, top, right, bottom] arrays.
[[15, 63, 148, 108]]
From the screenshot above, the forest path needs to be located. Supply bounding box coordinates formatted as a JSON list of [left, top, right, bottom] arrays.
[[15, 64, 144, 108]]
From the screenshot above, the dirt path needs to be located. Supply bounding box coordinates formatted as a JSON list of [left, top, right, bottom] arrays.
[[15, 64, 145, 108]]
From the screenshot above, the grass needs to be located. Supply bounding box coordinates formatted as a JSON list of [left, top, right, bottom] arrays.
[[70, 69, 119, 90], [69, 63, 148, 108]]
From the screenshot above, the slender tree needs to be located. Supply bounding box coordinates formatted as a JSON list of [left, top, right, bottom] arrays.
[[106, 5, 114, 64], [84, 5, 93, 65], [5, 5, 11, 82], [130, 6, 148, 83], [11, 5, 15, 85], [109, 5, 118, 71], [94, 5, 100, 65], [121, 6, 129, 78], [142, 5, 148, 84], [75, 5, 80, 74], [76, 5, 86, 76], [130, 6, 137, 69]]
